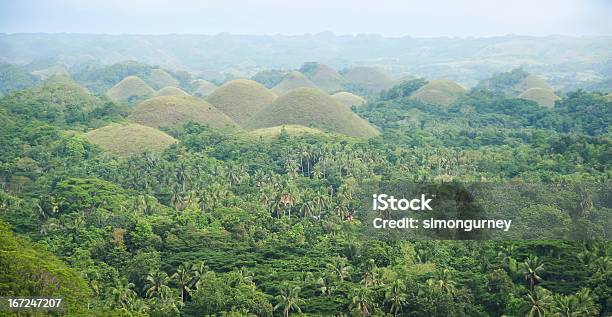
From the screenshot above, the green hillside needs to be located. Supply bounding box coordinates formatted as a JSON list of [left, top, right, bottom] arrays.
[[129, 95, 236, 129], [272, 71, 318, 95], [155, 86, 190, 97], [0, 79, 106, 126], [206, 79, 277, 124], [332, 91, 366, 108], [410, 79, 466, 106], [586, 77, 612, 93], [73, 60, 154, 94], [476, 68, 530, 94], [244, 87, 379, 137], [86, 122, 177, 157], [0, 63, 39, 96], [106, 75, 155, 102], [518, 88, 560, 107], [0, 220, 92, 314], [31, 64, 70, 80]]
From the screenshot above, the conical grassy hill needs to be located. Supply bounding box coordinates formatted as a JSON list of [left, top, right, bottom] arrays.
[[129, 95, 236, 129], [518, 88, 560, 107], [244, 87, 379, 138], [332, 92, 366, 108], [410, 79, 465, 106], [206, 79, 277, 124], [272, 71, 318, 95], [106, 76, 155, 102], [155, 86, 189, 97], [86, 122, 177, 157]]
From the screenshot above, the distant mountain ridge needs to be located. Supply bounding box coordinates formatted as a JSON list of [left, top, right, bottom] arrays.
[[1, 33, 610, 91]]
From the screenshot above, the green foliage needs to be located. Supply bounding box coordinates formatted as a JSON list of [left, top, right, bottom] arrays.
[[380, 78, 428, 101], [0, 63, 39, 95], [0, 62, 610, 317], [0, 80, 120, 128], [476, 67, 529, 94], [183, 272, 273, 316], [0, 220, 92, 314]]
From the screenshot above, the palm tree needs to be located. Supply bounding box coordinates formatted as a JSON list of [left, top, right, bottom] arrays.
[[328, 256, 350, 281], [284, 159, 300, 179], [316, 275, 334, 296], [436, 269, 457, 295], [189, 261, 209, 290], [385, 280, 407, 317], [274, 285, 304, 317], [111, 279, 138, 310], [551, 294, 581, 317], [300, 199, 315, 218], [313, 189, 329, 217], [239, 266, 256, 287], [175, 162, 190, 192], [361, 259, 377, 287], [525, 287, 552, 317], [521, 256, 545, 291], [335, 201, 349, 221], [171, 264, 191, 303], [225, 164, 248, 186], [145, 270, 169, 298], [351, 287, 373, 316]]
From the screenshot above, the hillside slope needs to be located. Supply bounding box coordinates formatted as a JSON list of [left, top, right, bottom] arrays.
[[206, 79, 277, 124], [244, 87, 379, 137], [129, 95, 236, 128]]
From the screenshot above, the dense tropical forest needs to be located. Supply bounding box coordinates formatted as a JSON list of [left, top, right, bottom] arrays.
[[0, 56, 610, 317]]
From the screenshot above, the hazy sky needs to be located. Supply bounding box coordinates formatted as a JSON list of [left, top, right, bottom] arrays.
[[1, 0, 611, 37]]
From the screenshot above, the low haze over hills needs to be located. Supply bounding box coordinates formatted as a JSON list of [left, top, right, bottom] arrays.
[[1, 33, 611, 91]]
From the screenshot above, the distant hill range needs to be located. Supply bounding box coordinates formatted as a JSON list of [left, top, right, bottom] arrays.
[[1, 33, 610, 91]]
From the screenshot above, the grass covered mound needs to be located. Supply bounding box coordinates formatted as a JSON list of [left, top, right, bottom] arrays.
[[106, 76, 155, 102], [206, 79, 277, 124], [341, 66, 395, 93], [410, 79, 466, 106], [85, 122, 177, 157], [272, 71, 318, 95], [129, 95, 236, 129], [249, 124, 324, 138], [155, 86, 189, 97], [332, 92, 366, 108], [518, 88, 560, 107], [244, 87, 379, 138], [514, 74, 554, 92], [192, 79, 218, 97], [300, 62, 344, 92], [148, 69, 180, 89]]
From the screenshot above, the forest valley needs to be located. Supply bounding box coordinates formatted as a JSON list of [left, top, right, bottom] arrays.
[[0, 76, 610, 317]]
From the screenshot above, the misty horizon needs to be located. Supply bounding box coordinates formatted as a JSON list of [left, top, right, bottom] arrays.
[[2, 32, 611, 39], [1, 0, 611, 37]]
